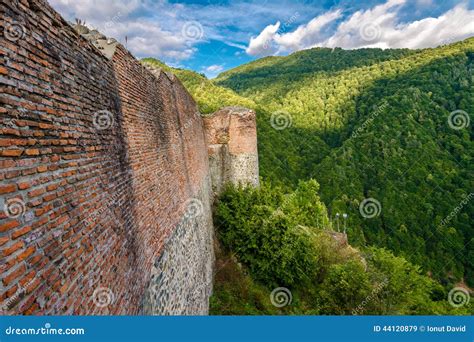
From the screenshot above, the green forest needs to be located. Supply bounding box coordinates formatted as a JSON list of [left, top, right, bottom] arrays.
[[142, 37, 473, 315]]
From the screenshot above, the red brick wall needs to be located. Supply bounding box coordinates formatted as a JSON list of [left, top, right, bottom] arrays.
[[0, 0, 211, 314]]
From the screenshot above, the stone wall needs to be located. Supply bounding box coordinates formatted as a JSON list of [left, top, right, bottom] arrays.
[[203, 107, 259, 196], [142, 179, 214, 315], [0, 0, 214, 315]]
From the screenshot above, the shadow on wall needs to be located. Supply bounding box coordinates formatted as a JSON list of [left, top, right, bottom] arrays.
[[0, 0, 218, 315]]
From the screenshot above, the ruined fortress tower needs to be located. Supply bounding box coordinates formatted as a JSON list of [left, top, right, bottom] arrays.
[[0, 0, 258, 315], [203, 107, 259, 197]]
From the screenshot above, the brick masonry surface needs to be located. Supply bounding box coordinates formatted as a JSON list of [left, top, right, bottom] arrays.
[[0, 0, 215, 315]]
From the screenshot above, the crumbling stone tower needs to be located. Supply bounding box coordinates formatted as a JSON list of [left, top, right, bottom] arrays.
[[203, 107, 259, 196]]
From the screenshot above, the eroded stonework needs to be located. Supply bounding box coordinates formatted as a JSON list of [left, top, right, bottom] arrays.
[[203, 107, 259, 196], [142, 179, 214, 315]]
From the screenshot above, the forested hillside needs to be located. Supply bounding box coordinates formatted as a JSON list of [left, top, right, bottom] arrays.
[[142, 38, 472, 314], [213, 38, 474, 287], [142, 58, 256, 114]]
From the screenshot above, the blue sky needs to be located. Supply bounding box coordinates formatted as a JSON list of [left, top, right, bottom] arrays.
[[50, 0, 474, 77]]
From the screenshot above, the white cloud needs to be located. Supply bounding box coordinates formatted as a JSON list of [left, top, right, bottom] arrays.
[[224, 41, 248, 50], [49, 0, 142, 23], [323, 0, 474, 49], [275, 10, 342, 53], [49, 0, 198, 61], [204, 64, 225, 73], [49, 0, 318, 62], [202, 64, 225, 78], [246, 0, 474, 55], [125, 30, 195, 60], [323, 0, 405, 49], [246, 22, 281, 56], [246, 10, 341, 56], [383, 4, 474, 48], [48, 0, 474, 63]]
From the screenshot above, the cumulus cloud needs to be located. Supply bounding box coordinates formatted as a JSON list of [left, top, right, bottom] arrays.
[[323, 0, 474, 49], [49, 0, 318, 62], [49, 0, 142, 24], [246, 10, 341, 56], [123, 22, 197, 60], [49, 0, 199, 61], [204, 64, 225, 73], [323, 0, 405, 49], [48, 0, 474, 63], [246, 0, 474, 56], [246, 22, 281, 56], [275, 10, 342, 53], [201, 64, 225, 78]]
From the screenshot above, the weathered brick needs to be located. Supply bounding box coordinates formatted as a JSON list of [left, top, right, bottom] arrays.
[[1, 149, 23, 157], [28, 188, 46, 198], [12, 226, 32, 239], [0, 220, 20, 233], [16, 246, 35, 262], [0, 184, 17, 194], [2, 264, 26, 287], [46, 183, 59, 191], [18, 181, 33, 190], [2, 241, 25, 257], [23, 303, 40, 315], [24, 149, 40, 156], [5, 170, 21, 179]]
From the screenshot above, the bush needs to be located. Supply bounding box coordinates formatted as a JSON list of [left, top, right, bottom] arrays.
[[215, 180, 328, 287], [213, 182, 469, 315]]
